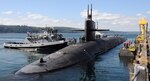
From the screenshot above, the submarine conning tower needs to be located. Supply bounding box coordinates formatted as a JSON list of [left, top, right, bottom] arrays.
[[85, 4, 109, 41], [85, 4, 95, 41]]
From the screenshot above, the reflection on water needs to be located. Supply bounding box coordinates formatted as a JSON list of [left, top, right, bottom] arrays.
[[0, 33, 137, 81], [119, 56, 134, 80], [119, 56, 134, 68], [80, 61, 96, 81]]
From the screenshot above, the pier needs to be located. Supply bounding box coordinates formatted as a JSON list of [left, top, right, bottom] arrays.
[[128, 19, 149, 81]]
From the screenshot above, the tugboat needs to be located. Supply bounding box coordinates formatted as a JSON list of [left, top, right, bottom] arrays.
[[3, 29, 68, 53]]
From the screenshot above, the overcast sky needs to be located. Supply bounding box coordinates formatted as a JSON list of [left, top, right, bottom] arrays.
[[0, 0, 150, 31]]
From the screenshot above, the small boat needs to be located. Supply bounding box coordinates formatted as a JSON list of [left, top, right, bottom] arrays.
[[119, 40, 137, 57], [3, 29, 68, 53]]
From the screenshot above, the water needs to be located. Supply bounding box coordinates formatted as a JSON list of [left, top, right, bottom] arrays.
[[0, 32, 138, 81]]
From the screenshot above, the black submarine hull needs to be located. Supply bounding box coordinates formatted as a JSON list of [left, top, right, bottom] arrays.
[[15, 36, 125, 74]]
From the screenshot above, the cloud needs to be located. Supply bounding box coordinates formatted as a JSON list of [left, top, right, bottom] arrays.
[[136, 13, 142, 16], [26, 13, 46, 20], [86, 10, 150, 31], [81, 10, 121, 20], [81, 10, 137, 25], [0, 12, 81, 28], [2, 11, 13, 15], [147, 11, 150, 14], [1, 10, 150, 31]]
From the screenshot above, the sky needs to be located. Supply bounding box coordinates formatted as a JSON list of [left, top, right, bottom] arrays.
[[0, 0, 150, 31]]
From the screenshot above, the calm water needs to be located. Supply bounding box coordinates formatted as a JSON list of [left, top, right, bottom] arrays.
[[0, 32, 138, 81]]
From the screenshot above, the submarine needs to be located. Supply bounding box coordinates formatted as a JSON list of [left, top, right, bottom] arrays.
[[15, 5, 126, 74]]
